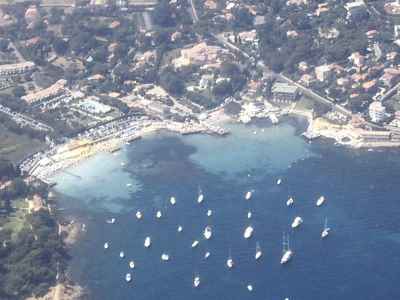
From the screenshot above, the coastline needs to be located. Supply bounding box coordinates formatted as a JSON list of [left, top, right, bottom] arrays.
[[20, 104, 400, 183]]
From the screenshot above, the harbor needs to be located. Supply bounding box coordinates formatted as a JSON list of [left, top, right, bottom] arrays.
[[53, 121, 400, 300]]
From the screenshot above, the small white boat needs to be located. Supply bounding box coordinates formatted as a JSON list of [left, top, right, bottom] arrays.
[[126, 183, 132, 187], [104, 242, 109, 249], [106, 218, 116, 224], [226, 257, 234, 269], [255, 242, 262, 260], [197, 189, 204, 203], [280, 233, 293, 264], [120, 251, 125, 258], [286, 197, 294, 207], [129, 261, 135, 269], [243, 226, 254, 239], [253, 130, 257, 135], [125, 273, 132, 282], [247, 211, 252, 219], [321, 217, 331, 239], [177, 225, 183, 232], [156, 210, 162, 219], [170, 196, 176, 205], [193, 276, 200, 288], [136, 211, 143, 220], [277, 178, 282, 185], [245, 191, 252, 200], [144, 237, 151, 248], [247, 284, 253, 292], [207, 209, 212, 217], [121, 162, 126, 167], [291, 216, 303, 228], [316, 195, 325, 207], [161, 253, 170, 261], [191, 240, 199, 248], [204, 251, 210, 259], [203, 226, 212, 240]]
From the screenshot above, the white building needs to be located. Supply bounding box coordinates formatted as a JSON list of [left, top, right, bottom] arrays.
[[369, 101, 387, 123], [315, 64, 332, 82], [0, 61, 35, 76]]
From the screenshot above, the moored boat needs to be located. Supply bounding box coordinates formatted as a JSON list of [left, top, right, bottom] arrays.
[[245, 191, 252, 200], [203, 226, 212, 240], [291, 216, 303, 229], [280, 233, 293, 264], [144, 237, 151, 248], [321, 217, 331, 239], [316, 195, 325, 207], [255, 242, 262, 260], [243, 225, 254, 239], [191, 240, 199, 248]]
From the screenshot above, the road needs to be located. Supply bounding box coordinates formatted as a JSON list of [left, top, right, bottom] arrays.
[[188, 0, 199, 23]]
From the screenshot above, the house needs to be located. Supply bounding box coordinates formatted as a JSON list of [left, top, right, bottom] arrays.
[[349, 52, 365, 67], [384, 1, 400, 15], [315, 64, 332, 82], [298, 61, 309, 72], [369, 101, 387, 123], [22, 79, 67, 104], [300, 74, 314, 87], [380, 68, 400, 86], [344, 0, 367, 19], [271, 82, 299, 103], [362, 79, 377, 92]]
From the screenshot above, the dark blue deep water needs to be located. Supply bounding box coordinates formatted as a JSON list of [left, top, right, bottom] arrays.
[[53, 120, 400, 300]]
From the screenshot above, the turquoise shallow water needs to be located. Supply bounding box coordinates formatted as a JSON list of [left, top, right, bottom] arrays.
[[53, 119, 400, 300]]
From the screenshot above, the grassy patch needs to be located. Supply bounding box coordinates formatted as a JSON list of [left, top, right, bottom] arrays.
[[0, 124, 45, 163]]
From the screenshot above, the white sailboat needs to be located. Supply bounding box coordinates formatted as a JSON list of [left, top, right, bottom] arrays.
[[197, 187, 204, 203], [316, 195, 325, 207], [226, 257, 234, 269], [170, 196, 176, 205], [245, 191, 252, 200], [106, 218, 116, 224], [203, 226, 212, 240], [280, 233, 293, 264], [125, 273, 132, 282], [135, 210, 143, 220], [156, 210, 162, 219], [243, 225, 254, 239], [177, 225, 183, 232], [291, 216, 303, 229], [104, 242, 109, 249], [247, 284, 253, 292], [255, 242, 262, 260], [144, 236, 151, 248], [207, 209, 213, 217], [191, 240, 199, 248], [119, 251, 125, 258], [161, 253, 170, 261], [277, 178, 282, 185], [247, 211, 252, 219], [286, 197, 294, 207], [321, 217, 331, 239], [204, 251, 210, 259], [129, 261, 135, 269], [193, 275, 200, 288]]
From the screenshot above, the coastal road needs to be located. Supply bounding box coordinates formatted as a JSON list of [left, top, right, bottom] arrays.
[[188, 0, 199, 23]]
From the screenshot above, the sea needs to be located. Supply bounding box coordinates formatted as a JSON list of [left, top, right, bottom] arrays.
[[52, 117, 400, 300]]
